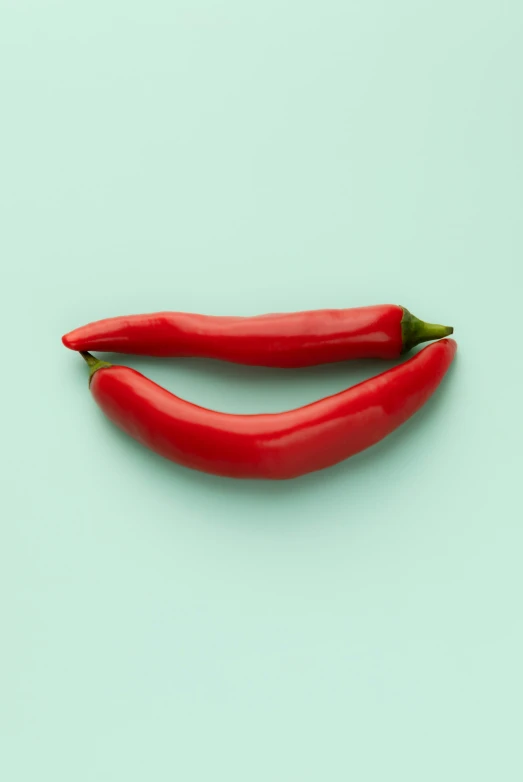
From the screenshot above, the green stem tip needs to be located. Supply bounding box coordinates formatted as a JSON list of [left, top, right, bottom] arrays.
[[401, 308, 454, 353], [80, 351, 112, 386]]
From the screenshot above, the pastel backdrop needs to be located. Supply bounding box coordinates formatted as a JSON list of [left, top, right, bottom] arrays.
[[1, 1, 521, 780]]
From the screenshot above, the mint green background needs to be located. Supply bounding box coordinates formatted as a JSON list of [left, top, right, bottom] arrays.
[[1, 2, 521, 779]]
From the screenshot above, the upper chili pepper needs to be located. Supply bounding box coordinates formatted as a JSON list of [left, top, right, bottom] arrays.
[[79, 338, 456, 480], [63, 305, 453, 368]]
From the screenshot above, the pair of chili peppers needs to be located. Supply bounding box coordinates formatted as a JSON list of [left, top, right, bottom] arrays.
[[63, 305, 456, 480]]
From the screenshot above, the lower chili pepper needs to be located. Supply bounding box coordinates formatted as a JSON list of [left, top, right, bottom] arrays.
[[79, 338, 456, 480], [63, 305, 453, 367]]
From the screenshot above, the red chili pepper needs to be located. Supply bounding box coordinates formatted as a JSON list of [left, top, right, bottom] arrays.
[[63, 306, 453, 367], [79, 338, 456, 480]]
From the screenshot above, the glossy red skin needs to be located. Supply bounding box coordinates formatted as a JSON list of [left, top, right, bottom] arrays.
[[64, 305, 404, 367], [89, 339, 456, 479]]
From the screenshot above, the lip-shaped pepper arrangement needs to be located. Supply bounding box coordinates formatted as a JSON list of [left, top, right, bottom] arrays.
[[63, 305, 456, 479]]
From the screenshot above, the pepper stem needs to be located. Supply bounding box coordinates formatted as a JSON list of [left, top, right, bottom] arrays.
[[401, 308, 454, 353], [80, 351, 112, 386]]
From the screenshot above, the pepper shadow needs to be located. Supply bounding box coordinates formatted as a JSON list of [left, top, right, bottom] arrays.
[[96, 352, 408, 412]]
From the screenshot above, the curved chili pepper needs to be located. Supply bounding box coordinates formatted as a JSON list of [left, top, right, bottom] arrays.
[[63, 306, 453, 367], [79, 338, 456, 480]]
